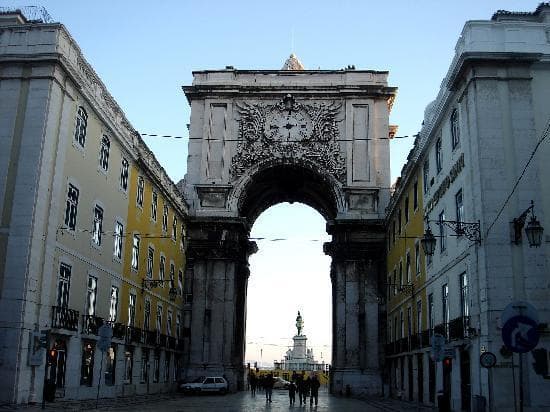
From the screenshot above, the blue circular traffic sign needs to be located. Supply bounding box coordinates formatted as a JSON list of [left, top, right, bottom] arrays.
[[501, 315, 539, 353]]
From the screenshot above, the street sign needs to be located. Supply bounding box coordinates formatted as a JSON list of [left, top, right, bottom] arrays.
[[431, 334, 445, 362], [97, 324, 113, 352], [480, 351, 497, 368], [502, 315, 539, 353], [501, 301, 539, 326]]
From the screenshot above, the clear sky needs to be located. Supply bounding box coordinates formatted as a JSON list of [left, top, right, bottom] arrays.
[[5, 0, 540, 366]]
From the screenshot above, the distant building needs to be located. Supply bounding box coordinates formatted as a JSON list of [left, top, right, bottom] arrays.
[[274, 312, 326, 372]]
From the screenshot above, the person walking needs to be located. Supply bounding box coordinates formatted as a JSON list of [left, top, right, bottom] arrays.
[[296, 373, 305, 405], [288, 380, 297, 405], [250, 373, 257, 396], [309, 375, 321, 406], [265, 373, 274, 403]]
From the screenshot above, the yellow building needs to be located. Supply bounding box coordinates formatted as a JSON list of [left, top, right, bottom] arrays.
[[385, 135, 430, 403], [121, 138, 188, 394]]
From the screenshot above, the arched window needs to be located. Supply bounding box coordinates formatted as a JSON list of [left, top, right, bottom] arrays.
[[74, 106, 88, 147], [450, 109, 460, 149]]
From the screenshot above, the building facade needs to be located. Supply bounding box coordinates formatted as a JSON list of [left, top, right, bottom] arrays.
[[0, 9, 188, 404], [386, 4, 550, 411]]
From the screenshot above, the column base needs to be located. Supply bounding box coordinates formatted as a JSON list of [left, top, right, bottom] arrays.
[[330, 368, 381, 397]]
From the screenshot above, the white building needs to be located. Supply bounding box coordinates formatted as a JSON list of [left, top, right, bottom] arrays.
[[403, 4, 550, 411]]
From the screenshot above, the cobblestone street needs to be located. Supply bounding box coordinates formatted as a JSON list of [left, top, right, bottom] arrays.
[[7, 389, 435, 411]]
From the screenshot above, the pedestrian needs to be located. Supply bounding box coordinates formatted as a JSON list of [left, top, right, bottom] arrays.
[[309, 374, 320, 406], [303, 374, 311, 405], [265, 373, 274, 403], [297, 372, 309, 405], [288, 380, 297, 405], [296, 373, 304, 405], [250, 373, 257, 396]]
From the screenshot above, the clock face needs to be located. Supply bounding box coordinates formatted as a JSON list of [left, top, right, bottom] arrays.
[[264, 110, 311, 142]]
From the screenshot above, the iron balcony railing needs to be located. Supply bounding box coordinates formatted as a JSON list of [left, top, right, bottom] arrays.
[[51, 306, 79, 331], [82, 314, 104, 335], [167, 336, 176, 350], [449, 316, 470, 340]]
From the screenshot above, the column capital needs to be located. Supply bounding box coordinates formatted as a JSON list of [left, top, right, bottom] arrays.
[[323, 219, 385, 260]]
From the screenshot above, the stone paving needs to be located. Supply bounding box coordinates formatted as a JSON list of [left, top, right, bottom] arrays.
[[4, 389, 436, 411]]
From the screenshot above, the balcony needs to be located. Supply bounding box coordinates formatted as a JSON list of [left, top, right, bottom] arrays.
[[82, 314, 104, 335], [124, 326, 143, 344], [145, 330, 158, 346], [167, 336, 176, 350], [51, 306, 79, 331], [434, 323, 448, 340], [159, 333, 167, 347], [420, 329, 431, 348], [449, 316, 470, 340], [108, 322, 126, 340]]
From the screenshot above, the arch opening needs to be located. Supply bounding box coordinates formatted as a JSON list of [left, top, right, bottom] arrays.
[[237, 164, 340, 226]]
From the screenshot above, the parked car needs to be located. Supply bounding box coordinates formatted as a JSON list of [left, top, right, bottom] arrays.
[[273, 377, 291, 389], [179, 376, 228, 394]]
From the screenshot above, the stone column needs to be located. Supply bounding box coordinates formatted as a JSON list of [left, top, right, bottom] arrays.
[[183, 218, 256, 391], [324, 220, 385, 397]]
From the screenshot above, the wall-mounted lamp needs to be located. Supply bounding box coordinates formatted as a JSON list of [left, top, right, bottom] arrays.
[[512, 200, 544, 247], [142, 278, 178, 302], [421, 226, 437, 256]]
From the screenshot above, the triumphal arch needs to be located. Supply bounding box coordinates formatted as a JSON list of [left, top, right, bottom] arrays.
[[180, 55, 396, 395]]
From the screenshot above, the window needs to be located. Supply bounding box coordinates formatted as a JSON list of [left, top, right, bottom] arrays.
[[144, 299, 151, 331], [164, 352, 171, 383], [124, 349, 133, 384], [399, 261, 403, 288], [407, 307, 412, 337], [423, 160, 430, 194], [442, 284, 449, 335], [438, 211, 446, 252], [451, 109, 460, 149], [172, 216, 177, 241], [80, 341, 95, 386], [428, 293, 434, 331], [460, 273, 469, 318], [170, 263, 175, 286], [120, 158, 129, 191], [74, 106, 88, 147], [167, 310, 173, 337], [109, 286, 119, 322], [113, 221, 123, 259], [159, 255, 166, 283], [435, 137, 443, 173], [131, 235, 140, 270], [64, 184, 79, 231], [406, 252, 411, 283], [416, 300, 422, 334], [178, 270, 183, 296], [147, 246, 154, 279], [92, 204, 104, 246], [57, 263, 71, 308], [393, 315, 398, 342], [156, 305, 163, 332], [136, 176, 144, 207], [128, 293, 136, 327], [400, 311, 404, 339], [413, 180, 419, 210], [404, 197, 409, 224], [392, 220, 396, 244], [85, 275, 98, 316], [393, 269, 397, 296], [162, 204, 168, 233], [455, 189, 464, 230], [140, 349, 149, 383], [105, 345, 116, 386], [153, 352, 160, 383], [149, 190, 157, 221], [415, 242, 420, 276], [99, 135, 110, 171]]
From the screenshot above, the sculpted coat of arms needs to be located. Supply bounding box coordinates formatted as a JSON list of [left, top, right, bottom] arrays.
[[230, 94, 346, 182]]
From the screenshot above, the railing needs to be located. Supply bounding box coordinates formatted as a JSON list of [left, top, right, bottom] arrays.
[[51, 306, 79, 331], [125, 326, 143, 344], [449, 316, 470, 340], [434, 323, 448, 340], [397, 337, 409, 353], [176, 339, 184, 351], [159, 333, 167, 347], [109, 322, 126, 340], [420, 329, 431, 348], [82, 314, 104, 335], [146, 330, 157, 346], [410, 334, 420, 350]]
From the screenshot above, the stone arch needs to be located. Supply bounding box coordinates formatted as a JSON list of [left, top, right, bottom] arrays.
[[229, 159, 345, 225]]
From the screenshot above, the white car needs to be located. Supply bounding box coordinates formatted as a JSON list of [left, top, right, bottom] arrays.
[[180, 376, 228, 394]]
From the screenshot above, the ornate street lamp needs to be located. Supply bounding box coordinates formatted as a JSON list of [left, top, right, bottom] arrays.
[[421, 226, 437, 257], [514, 201, 544, 247]]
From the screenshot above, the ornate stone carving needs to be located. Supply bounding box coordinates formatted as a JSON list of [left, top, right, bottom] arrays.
[[230, 96, 346, 182]]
